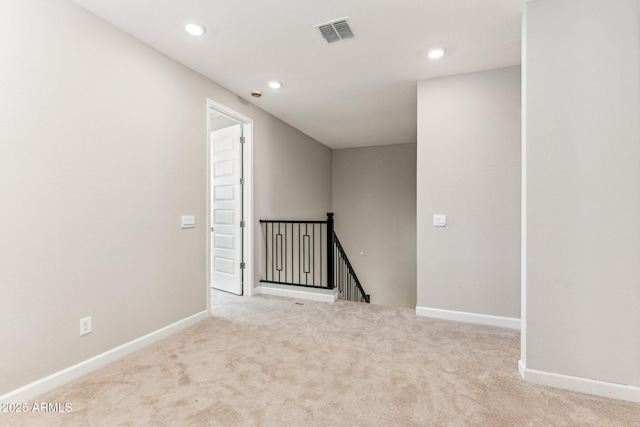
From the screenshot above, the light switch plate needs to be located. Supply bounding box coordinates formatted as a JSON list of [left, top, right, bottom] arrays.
[[433, 214, 447, 227], [181, 215, 196, 228]]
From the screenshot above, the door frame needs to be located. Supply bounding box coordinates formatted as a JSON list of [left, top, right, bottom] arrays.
[[206, 99, 255, 312]]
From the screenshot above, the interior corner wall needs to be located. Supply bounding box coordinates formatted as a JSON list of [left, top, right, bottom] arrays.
[[332, 144, 417, 308], [524, 0, 640, 390], [416, 66, 522, 320], [0, 0, 330, 396]]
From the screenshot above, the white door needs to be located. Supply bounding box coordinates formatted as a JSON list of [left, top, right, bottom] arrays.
[[210, 124, 243, 295]]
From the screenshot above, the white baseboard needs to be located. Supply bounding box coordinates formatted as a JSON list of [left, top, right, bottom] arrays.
[[518, 359, 526, 379], [256, 284, 338, 303], [0, 310, 209, 404], [518, 360, 640, 403], [415, 306, 521, 330]]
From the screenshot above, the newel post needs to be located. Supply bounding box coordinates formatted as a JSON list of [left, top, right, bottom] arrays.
[[326, 212, 334, 289]]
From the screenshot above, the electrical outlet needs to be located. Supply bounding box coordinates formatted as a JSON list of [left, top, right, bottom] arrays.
[[80, 316, 92, 336]]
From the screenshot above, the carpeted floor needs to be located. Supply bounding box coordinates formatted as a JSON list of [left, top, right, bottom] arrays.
[[4, 292, 639, 426]]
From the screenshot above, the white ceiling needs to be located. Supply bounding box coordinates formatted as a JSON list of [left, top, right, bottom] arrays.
[[71, 0, 526, 149]]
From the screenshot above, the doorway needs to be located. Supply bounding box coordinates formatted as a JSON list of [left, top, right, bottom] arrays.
[[207, 100, 253, 301]]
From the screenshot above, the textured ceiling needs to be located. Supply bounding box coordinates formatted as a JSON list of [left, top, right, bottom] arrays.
[[71, 0, 525, 149]]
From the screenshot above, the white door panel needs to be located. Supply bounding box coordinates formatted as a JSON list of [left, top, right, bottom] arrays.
[[211, 125, 242, 295]]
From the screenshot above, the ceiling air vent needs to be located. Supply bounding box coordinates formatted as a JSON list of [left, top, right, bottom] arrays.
[[315, 18, 355, 44]]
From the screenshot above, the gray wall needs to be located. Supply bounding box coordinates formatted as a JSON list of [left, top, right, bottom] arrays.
[[253, 111, 332, 289], [524, 0, 640, 386], [255, 115, 332, 222], [416, 67, 521, 319], [332, 144, 417, 308], [0, 0, 330, 396]]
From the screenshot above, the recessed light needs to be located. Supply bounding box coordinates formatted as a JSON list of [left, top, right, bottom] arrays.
[[185, 23, 206, 36], [251, 90, 262, 98], [428, 48, 445, 59], [268, 81, 283, 89]]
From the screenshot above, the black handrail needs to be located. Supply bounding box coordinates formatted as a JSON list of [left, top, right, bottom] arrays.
[[259, 213, 369, 303], [259, 217, 328, 289], [333, 231, 370, 303]]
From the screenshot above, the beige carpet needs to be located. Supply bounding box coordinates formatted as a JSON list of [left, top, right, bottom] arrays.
[[4, 292, 639, 426]]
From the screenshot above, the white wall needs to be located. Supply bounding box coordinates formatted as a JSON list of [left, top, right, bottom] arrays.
[[0, 0, 330, 396], [332, 144, 417, 308], [416, 67, 521, 322], [523, 0, 640, 395]]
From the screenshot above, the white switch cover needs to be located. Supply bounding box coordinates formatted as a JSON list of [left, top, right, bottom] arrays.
[[181, 215, 196, 229], [433, 215, 447, 227]]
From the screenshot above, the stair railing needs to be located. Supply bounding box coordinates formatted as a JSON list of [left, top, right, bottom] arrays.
[[259, 218, 328, 288], [259, 212, 369, 303], [332, 230, 370, 303]]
